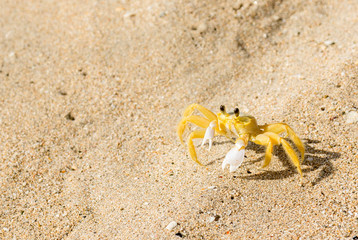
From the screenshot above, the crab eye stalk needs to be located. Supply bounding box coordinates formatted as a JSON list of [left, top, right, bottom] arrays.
[[220, 105, 226, 113], [234, 107, 240, 117]]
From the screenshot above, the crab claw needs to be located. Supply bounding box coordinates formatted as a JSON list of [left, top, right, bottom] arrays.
[[222, 140, 246, 172], [201, 121, 216, 151]]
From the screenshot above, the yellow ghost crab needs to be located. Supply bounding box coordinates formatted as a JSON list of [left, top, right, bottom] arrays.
[[177, 104, 305, 182]]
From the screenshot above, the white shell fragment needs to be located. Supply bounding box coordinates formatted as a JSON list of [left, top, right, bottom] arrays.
[[165, 221, 177, 230], [346, 111, 358, 124], [324, 40, 335, 46], [201, 121, 216, 151], [222, 140, 245, 172]]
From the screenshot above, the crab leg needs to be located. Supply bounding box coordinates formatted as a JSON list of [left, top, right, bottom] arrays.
[[260, 123, 305, 162], [252, 133, 276, 168], [177, 115, 211, 144], [281, 139, 303, 178], [253, 132, 303, 180], [182, 103, 218, 121], [263, 141, 273, 168], [187, 129, 206, 165]]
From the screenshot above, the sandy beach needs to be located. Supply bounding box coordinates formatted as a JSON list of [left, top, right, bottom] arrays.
[[1, 0, 358, 239]]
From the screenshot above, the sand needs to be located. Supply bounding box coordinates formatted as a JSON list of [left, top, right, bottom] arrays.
[[0, 0, 357, 239]]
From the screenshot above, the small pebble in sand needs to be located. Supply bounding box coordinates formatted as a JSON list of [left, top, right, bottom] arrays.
[[59, 90, 67, 96], [123, 11, 136, 18], [65, 112, 75, 121], [175, 232, 184, 238], [197, 23, 207, 33], [209, 215, 220, 222], [324, 40, 335, 46], [166, 221, 177, 230], [8, 52, 15, 58], [346, 111, 358, 124]]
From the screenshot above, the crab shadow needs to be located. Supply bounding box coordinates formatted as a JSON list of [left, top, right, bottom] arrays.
[[207, 139, 340, 185]]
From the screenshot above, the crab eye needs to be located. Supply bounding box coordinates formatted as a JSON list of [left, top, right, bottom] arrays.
[[220, 105, 226, 112], [234, 107, 240, 117]]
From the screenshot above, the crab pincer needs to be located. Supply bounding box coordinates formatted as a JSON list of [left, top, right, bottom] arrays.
[[200, 121, 216, 151], [222, 140, 246, 172]]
